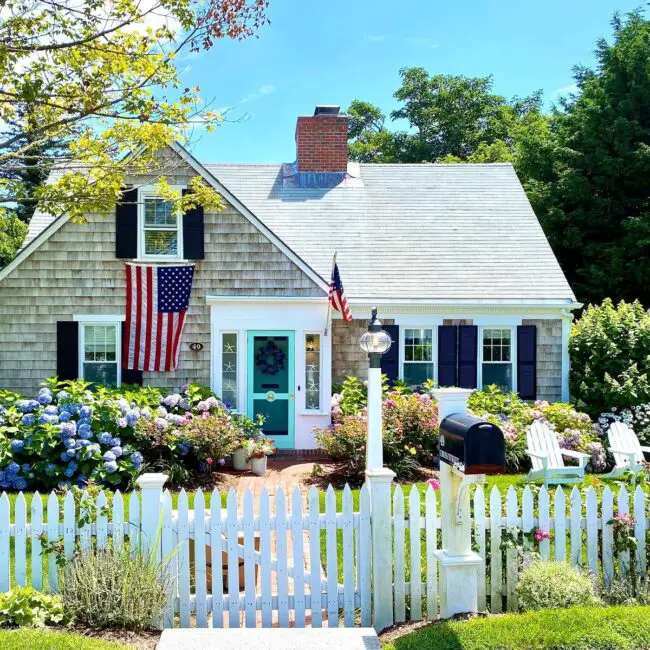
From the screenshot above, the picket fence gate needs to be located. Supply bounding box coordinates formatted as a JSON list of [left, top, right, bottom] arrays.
[[0, 479, 647, 629]]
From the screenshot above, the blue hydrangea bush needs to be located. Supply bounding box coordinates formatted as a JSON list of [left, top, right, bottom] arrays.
[[0, 379, 251, 491]]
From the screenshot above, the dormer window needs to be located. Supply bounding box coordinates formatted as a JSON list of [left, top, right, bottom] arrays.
[[137, 187, 184, 260]]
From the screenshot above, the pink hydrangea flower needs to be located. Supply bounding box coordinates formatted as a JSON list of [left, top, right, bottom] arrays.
[[533, 528, 550, 542]]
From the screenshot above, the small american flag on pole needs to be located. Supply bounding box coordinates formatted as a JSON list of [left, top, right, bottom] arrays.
[[123, 264, 195, 372], [328, 261, 352, 322]]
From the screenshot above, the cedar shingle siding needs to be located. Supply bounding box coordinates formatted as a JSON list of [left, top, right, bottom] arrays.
[[0, 154, 323, 395]]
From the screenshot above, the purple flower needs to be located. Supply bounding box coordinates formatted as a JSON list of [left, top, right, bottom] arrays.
[[44, 405, 58, 416], [117, 417, 128, 429], [141, 407, 152, 420], [156, 406, 168, 418], [64, 438, 77, 449], [13, 477, 27, 490], [130, 452, 143, 467], [180, 383, 190, 393], [10, 439, 25, 452], [58, 411, 71, 422], [98, 432, 113, 445], [125, 410, 139, 427], [77, 424, 92, 440], [37, 392, 52, 405], [154, 417, 169, 431], [104, 460, 118, 473], [179, 399, 190, 411], [21, 414, 35, 426], [197, 400, 209, 412], [6, 462, 20, 475], [218, 458, 226, 466], [103, 451, 116, 462], [111, 437, 121, 447], [110, 446, 123, 458], [60, 421, 76, 438], [163, 393, 181, 408]]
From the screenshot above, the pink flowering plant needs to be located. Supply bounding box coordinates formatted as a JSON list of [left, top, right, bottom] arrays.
[[318, 381, 439, 481]]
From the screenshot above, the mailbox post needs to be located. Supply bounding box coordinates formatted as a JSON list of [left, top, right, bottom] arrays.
[[432, 388, 505, 618]]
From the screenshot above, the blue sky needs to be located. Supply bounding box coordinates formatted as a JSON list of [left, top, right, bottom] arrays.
[[181, 0, 642, 163]]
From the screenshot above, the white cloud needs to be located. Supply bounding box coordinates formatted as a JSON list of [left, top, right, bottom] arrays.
[[240, 84, 276, 104], [550, 83, 580, 100], [405, 36, 441, 49], [364, 35, 385, 43]]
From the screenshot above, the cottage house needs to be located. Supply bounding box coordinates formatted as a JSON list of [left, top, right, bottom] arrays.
[[0, 105, 579, 449]]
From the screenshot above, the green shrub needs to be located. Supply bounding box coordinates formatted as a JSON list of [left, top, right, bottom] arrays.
[[62, 545, 170, 630], [516, 560, 599, 611], [570, 299, 650, 417], [0, 588, 65, 627]]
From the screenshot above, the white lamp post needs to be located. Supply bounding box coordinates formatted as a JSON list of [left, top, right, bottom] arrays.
[[359, 307, 392, 470]]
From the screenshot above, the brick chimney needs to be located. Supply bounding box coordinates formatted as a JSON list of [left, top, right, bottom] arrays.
[[295, 105, 348, 173]]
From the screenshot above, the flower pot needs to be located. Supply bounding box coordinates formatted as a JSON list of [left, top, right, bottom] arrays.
[[232, 447, 250, 471], [250, 456, 267, 477]]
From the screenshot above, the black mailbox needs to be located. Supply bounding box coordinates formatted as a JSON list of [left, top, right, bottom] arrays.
[[439, 414, 505, 475]]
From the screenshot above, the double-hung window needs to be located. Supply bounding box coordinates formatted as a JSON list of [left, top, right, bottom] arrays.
[[139, 191, 183, 259], [80, 322, 121, 386], [403, 328, 434, 387], [482, 328, 513, 391]]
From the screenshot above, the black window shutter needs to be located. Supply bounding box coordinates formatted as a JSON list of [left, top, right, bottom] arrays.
[[115, 188, 138, 259], [458, 325, 478, 389], [437, 325, 458, 387], [182, 188, 205, 260], [56, 321, 79, 381], [517, 325, 537, 399], [120, 322, 143, 385], [380, 325, 400, 384]]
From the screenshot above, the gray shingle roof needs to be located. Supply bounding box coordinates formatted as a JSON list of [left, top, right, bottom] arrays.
[[21, 159, 575, 303], [205, 162, 576, 302]]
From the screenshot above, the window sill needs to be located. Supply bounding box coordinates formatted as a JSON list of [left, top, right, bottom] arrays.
[[299, 410, 330, 417], [131, 258, 191, 264]]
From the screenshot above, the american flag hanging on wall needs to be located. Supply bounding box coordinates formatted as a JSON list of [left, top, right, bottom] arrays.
[[328, 262, 352, 322], [123, 263, 195, 372]]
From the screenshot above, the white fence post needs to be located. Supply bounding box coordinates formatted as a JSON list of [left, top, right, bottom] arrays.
[[136, 473, 168, 557], [365, 467, 395, 633]]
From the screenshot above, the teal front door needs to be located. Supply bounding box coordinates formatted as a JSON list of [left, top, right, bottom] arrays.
[[247, 331, 295, 449]]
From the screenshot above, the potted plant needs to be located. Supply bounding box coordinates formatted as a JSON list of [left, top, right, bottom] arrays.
[[231, 414, 265, 471], [243, 438, 275, 476]]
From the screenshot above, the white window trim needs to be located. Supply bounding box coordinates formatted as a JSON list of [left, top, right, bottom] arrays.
[[400, 326, 436, 384], [479, 326, 517, 391], [78, 320, 122, 387], [216, 330, 241, 412], [137, 185, 185, 261], [303, 332, 323, 412]]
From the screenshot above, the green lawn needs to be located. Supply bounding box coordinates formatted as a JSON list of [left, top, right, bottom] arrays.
[[385, 606, 650, 650], [0, 629, 132, 649]]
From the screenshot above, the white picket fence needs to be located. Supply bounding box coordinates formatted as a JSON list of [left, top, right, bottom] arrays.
[[0, 481, 647, 628]]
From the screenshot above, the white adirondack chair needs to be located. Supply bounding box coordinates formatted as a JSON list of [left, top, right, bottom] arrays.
[[606, 421, 650, 478], [525, 420, 590, 486]]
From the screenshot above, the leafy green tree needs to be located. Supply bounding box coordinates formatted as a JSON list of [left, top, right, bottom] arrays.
[[570, 299, 650, 416], [0, 213, 27, 267], [347, 68, 545, 168], [0, 0, 269, 249], [531, 12, 650, 304]]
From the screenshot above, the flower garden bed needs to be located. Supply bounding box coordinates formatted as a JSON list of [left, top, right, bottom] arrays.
[[0, 379, 265, 492]]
